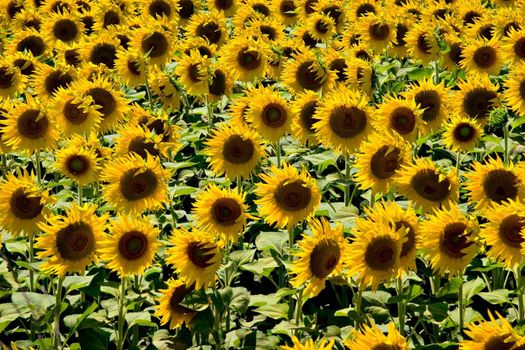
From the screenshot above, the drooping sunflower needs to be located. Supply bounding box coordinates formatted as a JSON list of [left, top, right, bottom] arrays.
[[293, 26, 321, 49], [443, 116, 483, 152], [98, 215, 160, 276], [347, 221, 403, 290], [101, 154, 171, 214], [245, 86, 291, 142], [54, 145, 99, 185], [41, 11, 83, 45], [281, 336, 335, 350], [344, 322, 408, 350], [206, 63, 234, 102], [254, 163, 321, 230], [165, 226, 222, 290], [52, 87, 102, 136], [461, 37, 503, 76], [114, 49, 147, 87], [504, 63, 525, 116], [405, 23, 440, 64], [281, 50, 334, 94], [131, 105, 180, 153], [323, 48, 350, 86], [35, 203, 108, 276], [441, 33, 464, 71], [502, 27, 525, 66], [394, 158, 459, 213], [313, 87, 373, 154], [402, 78, 450, 133], [174, 49, 210, 97], [290, 90, 319, 145], [453, 76, 499, 126], [114, 125, 164, 159], [0, 170, 52, 237], [92, 0, 125, 32], [219, 36, 269, 82], [74, 75, 129, 132], [354, 132, 411, 195], [154, 278, 197, 329], [204, 123, 266, 180], [464, 157, 525, 212], [193, 184, 252, 243], [186, 10, 227, 46], [374, 95, 424, 143], [289, 218, 348, 298], [345, 57, 374, 97], [2, 96, 57, 153], [460, 311, 520, 350], [0, 60, 25, 98], [31, 63, 76, 101], [418, 206, 479, 277], [132, 24, 173, 65], [357, 15, 392, 53], [148, 66, 181, 112]]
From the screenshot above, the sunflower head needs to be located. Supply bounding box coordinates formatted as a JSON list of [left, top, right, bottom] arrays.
[[443, 116, 482, 152], [461, 311, 518, 350], [290, 90, 319, 145], [344, 322, 408, 350], [154, 279, 197, 329], [281, 49, 335, 94], [55, 144, 99, 185], [374, 95, 424, 143]]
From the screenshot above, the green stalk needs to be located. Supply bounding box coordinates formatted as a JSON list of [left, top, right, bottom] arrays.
[[288, 226, 294, 253], [54, 276, 64, 349], [294, 289, 304, 336], [35, 151, 42, 185], [117, 278, 127, 350], [355, 284, 364, 329], [397, 277, 405, 336], [145, 77, 153, 107], [132, 275, 140, 348], [78, 184, 83, 205], [275, 139, 282, 167], [515, 267, 524, 322], [458, 278, 464, 332], [205, 95, 214, 128], [344, 154, 351, 206], [504, 122, 510, 166]]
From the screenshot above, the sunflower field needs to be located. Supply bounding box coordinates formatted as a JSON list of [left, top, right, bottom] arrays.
[[4, 0, 525, 349]]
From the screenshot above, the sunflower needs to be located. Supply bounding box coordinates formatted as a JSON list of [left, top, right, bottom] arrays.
[[406, 23, 440, 64], [347, 0, 379, 22], [418, 206, 479, 277], [312, 0, 345, 33], [132, 24, 173, 65], [388, 18, 412, 58], [374, 96, 424, 143], [354, 132, 411, 195], [177, 0, 201, 25], [245, 86, 291, 142], [132, 106, 180, 152], [186, 10, 227, 46], [323, 48, 350, 85], [290, 90, 319, 145], [10, 51, 39, 77], [461, 37, 503, 76], [344, 322, 408, 350], [502, 27, 525, 66], [54, 145, 99, 185], [204, 123, 266, 180], [2, 96, 57, 153], [402, 78, 450, 133], [92, 1, 125, 32], [293, 26, 321, 49], [107, 24, 133, 51], [441, 33, 464, 71], [504, 63, 525, 116], [305, 13, 335, 42], [165, 226, 222, 290], [313, 87, 372, 154], [345, 57, 373, 97], [347, 221, 403, 289], [154, 279, 197, 329], [281, 50, 334, 94], [31, 64, 76, 101], [272, 0, 297, 25], [0, 170, 52, 237], [68, 133, 111, 165], [80, 32, 119, 69], [255, 163, 321, 230], [174, 49, 210, 97], [98, 215, 160, 276], [148, 66, 181, 112], [74, 75, 129, 132], [460, 312, 520, 350], [0, 60, 26, 98], [357, 15, 392, 53], [465, 18, 497, 41], [219, 36, 269, 82], [207, 63, 234, 102], [8, 29, 48, 58], [41, 11, 83, 45], [56, 43, 83, 67], [289, 218, 348, 298], [208, 0, 237, 17], [443, 116, 483, 152], [40, 0, 75, 15], [478, 199, 525, 268], [464, 157, 525, 212], [281, 336, 335, 350], [140, 0, 180, 21], [101, 154, 171, 214], [114, 49, 147, 87], [193, 184, 252, 243], [114, 125, 165, 159], [180, 36, 217, 59], [394, 158, 459, 213], [453, 76, 499, 126]]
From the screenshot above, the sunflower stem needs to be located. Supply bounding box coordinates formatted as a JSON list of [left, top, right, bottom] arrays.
[[78, 184, 83, 205], [294, 288, 303, 336], [117, 278, 127, 350], [515, 267, 524, 322], [288, 226, 294, 253], [28, 234, 35, 293], [145, 77, 153, 107], [275, 139, 282, 167], [35, 150, 42, 185], [433, 61, 440, 85], [456, 152, 462, 178], [458, 278, 464, 333], [1, 154, 6, 173], [397, 276, 405, 336], [355, 284, 364, 329], [54, 276, 64, 349], [344, 154, 351, 206], [132, 275, 140, 348], [504, 121, 510, 166], [206, 95, 213, 129]]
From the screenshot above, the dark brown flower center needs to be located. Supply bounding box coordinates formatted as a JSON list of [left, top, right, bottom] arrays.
[[519, 79, 525, 100], [329, 58, 347, 82], [453, 122, 476, 143], [514, 38, 525, 59], [10, 188, 43, 220], [178, 0, 195, 19], [356, 3, 376, 17], [296, 60, 324, 91], [86, 88, 116, 118], [197, 22, 221, 44], [128, 137, 160, 158], [322, 6, 342, 26], [417, 34, 432, 54], [149, 0, 171, 18], [483, 335, 515, 350], [463, 88, 497, 120], [483, 169, 518, 204], [394, 24, 409, 47], [120, 167, 158, 201], [504, 22, 520, 37], [473, 46, 496, 69], [440, 222, 472, 258], [169, 283, 195, 314], [90, 43, 117, 68], [304, 0, 317, 14], [0, 67, 14, 89], [371, 146, 401, 179], [187, 241, 216, 268], [127, 60, 141, 76], [53, 19, 78, 42], [262, 103, 287, 128], [274, 180, 312, 212], [142, 32, 169, 58], [410, 169, 451, 202], [222, 135, 255, 164], [13, 58, 35, 76], [391, 107, 416, 134], [499, 214, 525, 248], [56, 221, 95, 260], [448, 43, 463, 65], [16, 35, 46, 56], [215, 0, 233, 11], [103, 10, 120, 28], [279, 0, 296, 17], [416, 90, 440, 122], [462, 11, 481, 26], [7, 1, 23, 19], [302, 31, 319, 48], [369, 23, 390, 41], [17, 109, 49, 139], [371, 344, 402, 350], [237, 47, 261, 70], [395, 221, 416, 258], [212, 198, 242, 226], [81, 16, 95, 35], [45, 70, 73, 95], [64, 49, 82, 66], [209, 70, 226, 96], [309, 239, 341, 278], [300, 100, 317, 134], [67, 155, 89, 175], [252, 3, 270, 16], [365, 236, 397, 270], [478, 25, 495, 40], [329, 106, 367, 138], [118, 230, 148, 259]]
